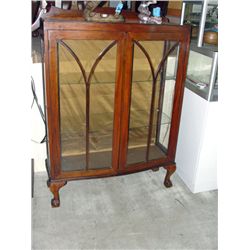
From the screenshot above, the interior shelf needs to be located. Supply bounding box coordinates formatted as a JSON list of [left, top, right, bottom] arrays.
[[61, 110, 170, 156]]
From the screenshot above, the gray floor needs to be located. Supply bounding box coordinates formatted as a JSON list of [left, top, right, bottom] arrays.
[[32, 169, 217, 250]]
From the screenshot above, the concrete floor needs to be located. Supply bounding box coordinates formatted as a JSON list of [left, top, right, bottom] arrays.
[[32, 169, 217, 250]]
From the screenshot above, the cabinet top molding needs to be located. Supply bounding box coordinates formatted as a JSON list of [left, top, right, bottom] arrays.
[[43, 6, 190, 37]]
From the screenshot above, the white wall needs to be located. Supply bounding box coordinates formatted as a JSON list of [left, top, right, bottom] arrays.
[[176, 88, 217, 193], [31, 63, 47, 172]]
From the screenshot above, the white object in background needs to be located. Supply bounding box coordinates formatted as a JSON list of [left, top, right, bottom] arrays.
[[55, 0, 62, 8], [31, 63, 47, 172], [31, 0, 47, 32], [176, 88, 217, 193]]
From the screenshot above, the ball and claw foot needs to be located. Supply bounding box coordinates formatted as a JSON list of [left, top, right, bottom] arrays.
[[47, 180, 67, 208], [163, 164, 176, 188], [51, 198, 60, 207], [164, 178, 173, 188]]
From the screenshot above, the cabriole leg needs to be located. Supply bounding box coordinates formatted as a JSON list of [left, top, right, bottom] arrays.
[[47, 180, 67, 208], [163, 164, 176, 188]]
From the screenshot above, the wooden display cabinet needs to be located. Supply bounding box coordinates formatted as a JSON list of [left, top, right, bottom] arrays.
[[43, 8, 190, 207]]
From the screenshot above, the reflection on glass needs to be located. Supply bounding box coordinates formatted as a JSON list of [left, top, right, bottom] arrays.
[[89, 43, 117, 169], [58, 40, 117, 171], [127, 41, 178, 165], [187, 50, 213, 86]]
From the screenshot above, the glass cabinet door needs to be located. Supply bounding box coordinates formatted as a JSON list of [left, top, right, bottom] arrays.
[[126, 40, 179, 166], [58, 39, 118, 172]]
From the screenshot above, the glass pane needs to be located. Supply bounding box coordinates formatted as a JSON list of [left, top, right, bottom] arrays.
[[184, 1, 218, 45], [89, 43, 117, 169], [157, 79, 176, 149], [58, 40, 117, 171], [150, 42, 179, 160], [187, 50, 213, 85], [127, 41, 179, 165], [58, 41, 86, 171]]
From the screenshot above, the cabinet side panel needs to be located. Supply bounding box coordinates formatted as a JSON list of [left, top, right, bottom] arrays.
[[42, 31, 51, 176], [45, 31, 62, 178], [167, 33, 191, 161]]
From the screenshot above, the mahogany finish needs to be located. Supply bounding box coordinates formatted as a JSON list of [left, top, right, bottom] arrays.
[[164, 164, 177, 188], [47, 180, 67, 207], [43, 9, 190, 207]]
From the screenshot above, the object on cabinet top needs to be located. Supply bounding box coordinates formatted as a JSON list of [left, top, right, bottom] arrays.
[[83, 1, 124, 23]]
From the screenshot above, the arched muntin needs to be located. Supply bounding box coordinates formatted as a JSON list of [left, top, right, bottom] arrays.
[[132, 40, 179, 161], [58, 40, 88, 84], [58, 40, 117, 170]]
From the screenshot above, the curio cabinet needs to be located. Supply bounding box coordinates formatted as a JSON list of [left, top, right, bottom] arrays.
[[43, 8, 190, 207]]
